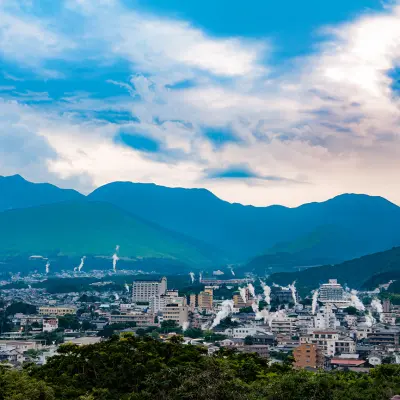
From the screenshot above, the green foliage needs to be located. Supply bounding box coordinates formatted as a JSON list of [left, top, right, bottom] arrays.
[[0, 337, 393, 399], [183, 327, 203, 338], [244, 336, 253, 345], [239, 307, 254, 313], [97, 322, 137, 338], [344, 306, 358, 315], [58, 314, 81, 331], [6, 302, 37, 316]]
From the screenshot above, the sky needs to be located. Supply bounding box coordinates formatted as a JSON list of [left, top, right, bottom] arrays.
[[1, 0, 400, 207]]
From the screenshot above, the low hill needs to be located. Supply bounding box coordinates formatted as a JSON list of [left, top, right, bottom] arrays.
[[266, 246, 400, 290], [0, 175, 83, 212], [0, 201, 224, 266]]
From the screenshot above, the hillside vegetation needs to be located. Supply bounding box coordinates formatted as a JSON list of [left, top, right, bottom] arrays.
[[7, 335, 400, 399], [0, 201, 223, 266], [267, 246, 400, 290]]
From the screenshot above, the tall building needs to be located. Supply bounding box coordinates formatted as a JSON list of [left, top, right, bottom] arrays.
[[383, 299, 391, 313], [198, 291, 213, 310], [132, 277, 167, 302], [294, 344, 324, 369], [161, 304, 189, 327], [319, 279, 345, 303], [150, 290, 186, 314]]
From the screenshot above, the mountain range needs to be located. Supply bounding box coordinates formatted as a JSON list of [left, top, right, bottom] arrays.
[[1, 174, 400, 268]]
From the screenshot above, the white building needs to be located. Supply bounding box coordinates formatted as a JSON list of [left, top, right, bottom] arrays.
[[132, 277, 167, 303], [224, 327, 270, 339], [319, 280, 348, 305], [150, 290, 185, 313], [300, 330, 356, 357], [43, 318, 58, 332]]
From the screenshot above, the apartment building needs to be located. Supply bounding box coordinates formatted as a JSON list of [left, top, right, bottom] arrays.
[[271, 316, 298, 336], [300, 330, 356, 357], [109, 312, 154, 327], [150, 290, 185, 313], [43, 318, 58, 332], [38, 306, 77, 316], [161, 304, 188, 327], [294, 343, 324, 369], [319, 280, 346, 303], [197, 291, 213, 310], [132, 277, 167, 302]]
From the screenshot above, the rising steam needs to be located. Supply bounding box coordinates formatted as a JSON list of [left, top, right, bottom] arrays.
[[45, 262, 50, 274], [78, 256, 86, 272], [211, 300, 234, 328], [247, 283, 256, 298], [189, 272, 195, 284], [259, 280, 271, 305], [312, 289, 319, 315]]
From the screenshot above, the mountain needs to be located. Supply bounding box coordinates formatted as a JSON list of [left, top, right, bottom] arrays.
[[89, 182, 400, 262], [0, 175, 83, 212], [0, 201, 223, 266], [266, 246, 400, 290]]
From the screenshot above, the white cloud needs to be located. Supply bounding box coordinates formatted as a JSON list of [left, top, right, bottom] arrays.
[[1, 1, 400, 207]]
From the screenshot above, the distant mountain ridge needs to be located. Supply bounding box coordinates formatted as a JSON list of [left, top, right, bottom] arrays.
[[2, 175, 400, 266], [89, 182, 400, 262], [0, 175, 83, 212]]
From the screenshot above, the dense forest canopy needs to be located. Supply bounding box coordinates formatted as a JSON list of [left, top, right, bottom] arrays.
[[0, 335, 398, 399]]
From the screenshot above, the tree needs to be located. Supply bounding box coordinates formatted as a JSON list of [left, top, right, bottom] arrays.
[[136, 328, 146, 337], [58, 314, 80, 330], [244, 336, 253, 345], [81, 320, 96, 331], [6, 302, 36, 316], [184, 328, 203, 338], [344, 306, 358, 315]]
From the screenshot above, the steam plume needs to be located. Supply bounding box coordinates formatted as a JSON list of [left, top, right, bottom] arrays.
[[78, 256, 86, 272], [230, 267, 235, 276], [211, 300, 234, 328], [259, 280, 271, 305], [114, 293, 119, 300], [239, 287, 247, 304], [182, 321, 189, 331], [112, 254, 119, 272], [371, 298, 383, 321], [45, 262, 50, 274], [288, 281, 297, 305], [199, 272, 203, 283], [312, 290, 319, 315], [189, 272, 195, 284], [350, 290, 365, 311], [247, 283, 256, 298], [124, 283, 130, 293]]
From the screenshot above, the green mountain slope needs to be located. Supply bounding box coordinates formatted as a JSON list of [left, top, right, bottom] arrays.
[[0, 201, 223, 266], [267, 246, 400, 290]]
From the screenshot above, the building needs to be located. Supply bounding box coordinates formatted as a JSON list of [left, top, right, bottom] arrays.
[[243, 345, 269, 358], [224, 327, 270, 339], [43, 318, 58, 332], [150, 290, 185, 314], [252, 332, 276, 346], [110, 312, 154, 327], [132, 277, 167, 303], [367, 328, 400, 348], [383, 299, 391, 313], [294, 343, 324, 369], [319, 280, 346, 303], [38, 306, 77, 316], [300, 330, 356, 357], [274, 289, 296, 304], [197, 291, 213, 310], [271, 316, 297, 336], [161, 304, 188, 327]]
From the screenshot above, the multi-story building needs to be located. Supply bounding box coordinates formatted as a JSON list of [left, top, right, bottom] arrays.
[[367, 328, 400, 348], [198, 291, 213, 310], [294, 343, 324, 369], [274, 289, 297, 304], [150, 290, 185, 314], [109, 312, 154, 327], [161, 304, 188, 327], [319, 280, 346, 304], [43, 318, 58, 332], [271, 316, 298, 336], [132, 277, 167, 303], [38, 306, 77, 316], [300, 330, 356, 357], [383, 299, 391, 313]]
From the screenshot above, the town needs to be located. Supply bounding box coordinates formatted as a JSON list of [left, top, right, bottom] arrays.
[[0, 273, 398, 372]]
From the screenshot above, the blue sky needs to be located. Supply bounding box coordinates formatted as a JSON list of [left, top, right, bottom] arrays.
[[1, 0, 400, 206]]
